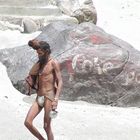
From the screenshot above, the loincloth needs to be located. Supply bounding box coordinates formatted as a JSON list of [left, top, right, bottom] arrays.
[[36, 90, 55, 107]]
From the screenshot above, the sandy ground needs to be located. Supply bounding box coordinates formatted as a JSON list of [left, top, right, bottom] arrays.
[[0, 0, 140, 139], [1, 94, 140, 140]]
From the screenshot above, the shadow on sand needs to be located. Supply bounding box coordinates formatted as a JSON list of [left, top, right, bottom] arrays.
[[22, 94, 36, 104]]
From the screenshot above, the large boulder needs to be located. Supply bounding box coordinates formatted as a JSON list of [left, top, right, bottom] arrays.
[[21, 18, 39, 33], [0, 21, 140, 107]]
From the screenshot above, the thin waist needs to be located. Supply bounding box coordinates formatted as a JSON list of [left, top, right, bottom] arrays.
[[37, 89, 55, 96]]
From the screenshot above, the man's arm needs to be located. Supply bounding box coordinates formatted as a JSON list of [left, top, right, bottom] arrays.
[[52, 60, 63, 101]]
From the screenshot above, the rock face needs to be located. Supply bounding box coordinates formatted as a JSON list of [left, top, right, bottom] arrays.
[[56, 0, 97, 24], [0, 22, 140, 107], [22, 18, 38, 33]]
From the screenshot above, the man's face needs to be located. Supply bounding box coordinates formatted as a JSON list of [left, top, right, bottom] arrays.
[[36, 48, 45, 58], [36, 48, 49, 64]]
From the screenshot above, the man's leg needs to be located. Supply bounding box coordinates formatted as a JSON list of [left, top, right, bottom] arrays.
[[24, 101, 45, 140], [44, 98, 54, 140]]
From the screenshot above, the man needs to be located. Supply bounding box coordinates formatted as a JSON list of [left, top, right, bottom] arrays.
[[24, 39, 63, 140]]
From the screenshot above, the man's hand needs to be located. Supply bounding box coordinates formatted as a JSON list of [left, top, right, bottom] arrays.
[[52, 98, 58, 110]]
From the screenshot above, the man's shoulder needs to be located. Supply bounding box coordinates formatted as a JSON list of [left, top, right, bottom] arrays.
[[50, 57, 58, 63], [50, 58, 59, 68]]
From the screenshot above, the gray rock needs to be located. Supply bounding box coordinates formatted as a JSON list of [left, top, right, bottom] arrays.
[[56, 0, 97, 24], [22, 18, 38, 33], [0, 21, 140, 107]]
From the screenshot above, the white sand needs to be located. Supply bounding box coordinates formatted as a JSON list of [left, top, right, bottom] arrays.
[[0, 0, 140, 139]]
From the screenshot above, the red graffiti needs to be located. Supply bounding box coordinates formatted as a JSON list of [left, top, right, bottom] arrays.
[[90, 35, 111, 44]]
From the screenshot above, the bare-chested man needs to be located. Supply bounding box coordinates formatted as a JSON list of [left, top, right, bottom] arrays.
[[24, 39, 63, 140]]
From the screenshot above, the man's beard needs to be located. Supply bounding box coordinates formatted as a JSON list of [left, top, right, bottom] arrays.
[[39, 55, 47, 64], [38, 54, 48, 71]]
